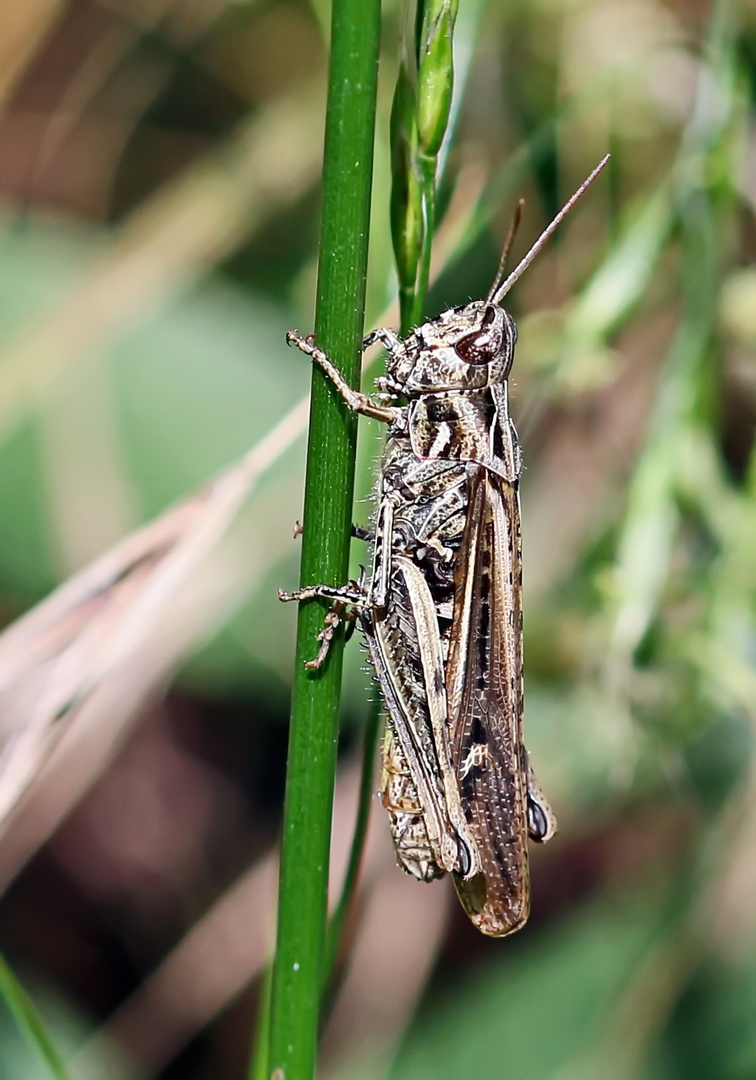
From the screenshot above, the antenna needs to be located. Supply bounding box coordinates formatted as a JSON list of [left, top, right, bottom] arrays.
[[485, 198, 524, 305], [492, 154, 610, 306]]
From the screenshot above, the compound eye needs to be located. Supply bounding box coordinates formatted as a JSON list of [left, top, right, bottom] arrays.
[[454, 306, 502, 366]]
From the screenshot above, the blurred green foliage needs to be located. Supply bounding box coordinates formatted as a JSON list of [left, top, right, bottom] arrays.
[[0, 0, 753, 1077]]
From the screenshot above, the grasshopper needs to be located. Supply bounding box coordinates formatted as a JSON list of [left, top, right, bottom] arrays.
[[280, 157, 609, 936]]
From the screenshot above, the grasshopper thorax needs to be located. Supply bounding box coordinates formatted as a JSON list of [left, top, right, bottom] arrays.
[[378, 301, 517, 398]]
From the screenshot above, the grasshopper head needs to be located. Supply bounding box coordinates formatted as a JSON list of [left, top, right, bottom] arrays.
[[379, 301, 517, 397], [378, 157, 611, 401]]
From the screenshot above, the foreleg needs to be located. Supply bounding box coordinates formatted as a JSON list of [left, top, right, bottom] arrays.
[[278, 580, 368, 669], [286, 331, 399, 424]]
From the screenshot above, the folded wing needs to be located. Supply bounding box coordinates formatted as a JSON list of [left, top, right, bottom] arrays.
[[446, 467, 530, 936]]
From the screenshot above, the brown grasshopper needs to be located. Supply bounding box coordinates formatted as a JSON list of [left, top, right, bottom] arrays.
[[281, 156, 609, 935]]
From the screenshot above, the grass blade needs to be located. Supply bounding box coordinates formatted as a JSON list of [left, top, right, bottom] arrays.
[[0, 951, 70, 1080]]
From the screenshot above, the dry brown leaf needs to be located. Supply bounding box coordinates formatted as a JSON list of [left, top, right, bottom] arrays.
[[0, 399, 308, 886]]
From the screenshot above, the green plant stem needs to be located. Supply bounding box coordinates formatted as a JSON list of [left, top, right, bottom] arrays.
[[248, 964, 273, 1080], [250, 697, 382, 1078], [262, 1, 381, 1077]]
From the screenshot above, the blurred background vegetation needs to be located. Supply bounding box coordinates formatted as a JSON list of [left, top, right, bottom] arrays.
[[0, 0, 754, 1077]]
